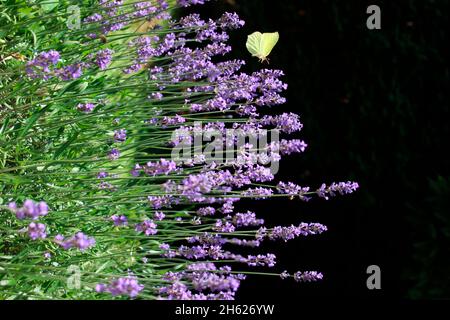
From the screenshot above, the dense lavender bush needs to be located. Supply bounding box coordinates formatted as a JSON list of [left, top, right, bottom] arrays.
[[0, 0, 358, 300]]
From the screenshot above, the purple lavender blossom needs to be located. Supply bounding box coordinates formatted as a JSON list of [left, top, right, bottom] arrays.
[[8, 199, 49, 220], [261, 113, 303, 133], [159, 243, 170, 251], [113, 129, 127, 142], [214, 220, 235, 233], [108, 148, 120, 160], [190, 272, 242, 293], [84, 13, 103, 24], [154, 211, 165, 221], [220, 201, 234, 214], [133, 1, 157, 18], [177, 245, 209, 260], [99, 181, 116, 190], [177, 0, 210, 7], [276, 139, 308, 155], [124, 63, 143, 74], [130, 164, 142, 177], [158, 281, 193, 300], [242, 187, 273, 199], [135, 219, 158, 235], [293, 271, 323, 282], [142, 159, 177, 176], [27, 222, 47, 240], [25, 50, 60, 79], [40, 50, 60, 65], [95, 49, 114, 70], [77, 103, 96, 113], [96, 276, 144, 298], [54, 232, 96, 250], [149, 92, 163, 100], [316, 181, 359, 200], [111, 214, 128, 226], [186, 262, 217, 271], [94, 49, 114, 70], [277, 182, 310, 200], [232, 211, 264, 227], [239, 253, 277, 267], [267, 223, 328, 242], [197, 206, 216, 216], [158, 115, 186, 127], [57, 63, 84, 81], [97, 171, 108, 179], [227, 238, 261, 247], [148, 195, 176, 209], [217, 12, 245, 29]]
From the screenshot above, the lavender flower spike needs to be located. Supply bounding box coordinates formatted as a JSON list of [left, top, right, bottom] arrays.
[[8, 199, 49, 220], [96, 276, 144, 298], [293, 271, 323, 282]]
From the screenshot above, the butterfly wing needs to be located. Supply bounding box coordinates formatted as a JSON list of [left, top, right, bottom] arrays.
[[261, 32, 279, 57], [246, 32, 263, 58]]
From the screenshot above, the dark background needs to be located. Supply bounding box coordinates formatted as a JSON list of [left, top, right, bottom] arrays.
[[187, 0, 449, 299]]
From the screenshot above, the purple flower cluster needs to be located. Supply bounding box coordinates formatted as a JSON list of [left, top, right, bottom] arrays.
[[269, 139, 308, 155], [232, 211, 264, 227], [56, 63, 85, 80], [99, 181, 116, 190], [277, 182, 310, 200], [108, 148, 120, 160], [177, 0, 211, 7], [158, 262, 244, 300], [113, 129, 127, 142], [133, 2, 157, 18], [27, 222, 47, 240], [77, 103, 96, 113], [135, 219, 158, 235], [25, 50, 90, 81], [148, 115, 186, 127], [242, 187, 273, 199], [93, 49, 114, 70], [197, 206, 216, 216], [316, 181, 359, 200], [26, 47, 113, 81], [54, 232, 96, 250], [240, 253, 277, 267], [138, 159, 178, 176], [25, 50, 60, 79], [168, 164, 276, 203], [83, 0, 176, 39], [97, 171, 108, 179], [293, 271, 324, 282], [111, 214, 128, 226], [262, 223, 328, 242], [148, 195, 176, 209], [154, 211, 165, 221], [214, 220, 235, 233], [96, 276, 144, 297], [260, 113, 303, 134], [8, 200, 49, 220]]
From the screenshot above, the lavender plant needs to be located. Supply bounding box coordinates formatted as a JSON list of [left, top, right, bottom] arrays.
[[0, 0, 358, 300]]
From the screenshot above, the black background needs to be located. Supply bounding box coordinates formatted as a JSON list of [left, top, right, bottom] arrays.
[[184, 0, 450, 299]]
